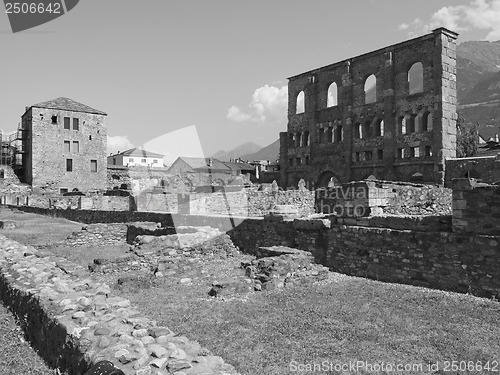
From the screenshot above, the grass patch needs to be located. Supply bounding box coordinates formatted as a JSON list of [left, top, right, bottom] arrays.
[[0, 304, 54, 375]]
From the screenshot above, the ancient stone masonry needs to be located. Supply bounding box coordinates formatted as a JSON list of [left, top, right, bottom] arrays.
[[19, 98, 108, 194], [64, 223, 129, 247], [229, 217, 500, 299], [0, 235, 240, 375], [281, 28, 458, 188], [445, 154, 500, 186], [316, 179, 451, 217], [452, 178, 500, 235]]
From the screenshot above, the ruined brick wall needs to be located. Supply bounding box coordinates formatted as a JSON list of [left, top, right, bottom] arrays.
[[282, 28, 458, 188], [162, 190, 315, 217], [445, 155, 500, 186], [452, 178, 500, 235], [229, 218, 500, 299], [24, 107, 107, 193], [316, 180, 451, 217]]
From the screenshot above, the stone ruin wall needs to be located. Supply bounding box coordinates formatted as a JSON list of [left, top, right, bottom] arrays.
[[452, 178, 500, 235], [282, 28, 458, 188], [445, 155, 500, 186]]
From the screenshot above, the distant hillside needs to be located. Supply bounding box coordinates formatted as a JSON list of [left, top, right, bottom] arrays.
[[240, 139, 280, 162], [457, 40, 500, 128], [211, 142, 262, 161], [461, 70, 500, 105]]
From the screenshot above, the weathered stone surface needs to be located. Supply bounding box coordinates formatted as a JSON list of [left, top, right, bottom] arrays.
[[282, 28, 458, 187], [0, 235, 240, 375]]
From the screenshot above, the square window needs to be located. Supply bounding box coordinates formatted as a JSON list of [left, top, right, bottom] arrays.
[[63, 141, 70, 152], [90, 159, 97, 172], [398, 148, 404, 159], [64, 117, 70, 130], [129, 158, 134, 162], [141, 158, 147, 163], [425, 146, 432, 156], [153, 159, 158, 163], [377, 149, 384, 160], [72, 141, 79, 153], [51, 115, 58, 124], [73, 118, 79, 131], [60, 188, 68, 194], [66, 159, 73, 172]]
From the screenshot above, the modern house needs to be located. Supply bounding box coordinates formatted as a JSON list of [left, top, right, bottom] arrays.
[[107, 148, 165, 168]]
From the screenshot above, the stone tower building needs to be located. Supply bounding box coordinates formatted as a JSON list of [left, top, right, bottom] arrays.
[[280, 28, 458, 188], [18, 97, 107, 193]]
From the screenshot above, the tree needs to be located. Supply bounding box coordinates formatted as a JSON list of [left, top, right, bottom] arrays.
[[456, 114, 478, 158]]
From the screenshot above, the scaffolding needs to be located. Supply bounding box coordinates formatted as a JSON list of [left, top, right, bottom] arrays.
[[1, 122, 27, 171]]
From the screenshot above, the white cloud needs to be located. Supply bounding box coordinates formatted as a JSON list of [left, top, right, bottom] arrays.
[[107, 135, 134, 155], [402, 0, 500, 41], [227, 85, 288, 127]]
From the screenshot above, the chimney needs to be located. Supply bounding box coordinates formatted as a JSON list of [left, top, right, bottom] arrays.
[[207, 159, 213, 167]]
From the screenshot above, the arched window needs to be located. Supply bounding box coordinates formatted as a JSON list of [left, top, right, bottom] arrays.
[[304, 131, 310, 146], [420, 112, 429, 132], [327, 82, 338, 107], [374, 119, 384, 137], [354, 123, 362, 139], [427, 112, 433, 131], [364, 74, 377, 104], [408, 62, 423, 95], [406, 115, 416, 134], [288, 133, 294, 148], [296, 91, 305, 114], [326, 127, 333, 142], [335, 125, 343, 142], [398, 116, 406, 135], [363, 120, 371, 139]]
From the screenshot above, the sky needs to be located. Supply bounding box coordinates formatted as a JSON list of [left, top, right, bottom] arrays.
[[1, 0, 500, 164]]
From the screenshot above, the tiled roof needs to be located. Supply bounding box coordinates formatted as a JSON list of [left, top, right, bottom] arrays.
[[179, 157, 231, 172], [114, 148, 164, 158], [223, 162, 255, 171], [478, 125, 500, 142], [31, 97, 107, 115]]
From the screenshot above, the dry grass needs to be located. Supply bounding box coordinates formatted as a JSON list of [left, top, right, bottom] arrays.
[[0, 304, 54, 375], [1, 209, 500, 375]]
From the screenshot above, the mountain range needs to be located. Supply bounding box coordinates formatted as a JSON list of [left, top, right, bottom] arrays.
[[457, 40, 500, 129], [213, 39, 500, 160]]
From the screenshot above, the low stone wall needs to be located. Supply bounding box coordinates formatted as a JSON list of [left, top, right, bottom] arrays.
[[178, 190, 315, 217], [0, 235, 239, 375], [334, 214, 452, 232], [65, 223, 129, 247], [316, 180, 451, 217], [452, 178, 500, 235], [136, 192, 178, 212], [229, 218, 500, 299], [13, 206, 249, 233], [445, 155, 500, 186]]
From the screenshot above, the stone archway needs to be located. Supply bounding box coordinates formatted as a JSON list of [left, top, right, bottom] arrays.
[[317, 171, 340, 188]]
